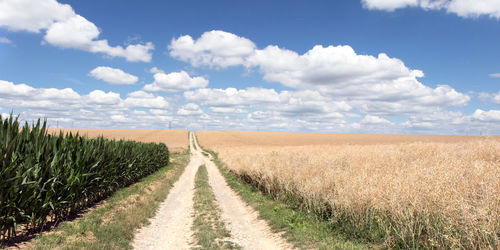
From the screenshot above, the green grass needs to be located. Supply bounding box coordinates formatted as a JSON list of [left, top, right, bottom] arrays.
[[192, 165, 239, 249], [28, 152, 190, 250], [203, 148, 373, 250]]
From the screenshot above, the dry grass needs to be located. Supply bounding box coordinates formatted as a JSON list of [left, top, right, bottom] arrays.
[[48, 129, 189, 153], [197, 131, 500, 248]]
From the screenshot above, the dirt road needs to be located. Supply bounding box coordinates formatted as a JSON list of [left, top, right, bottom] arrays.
[[132, 133, 200, 249], [193, 132, 292, 249], [133, 132, 291, 249]]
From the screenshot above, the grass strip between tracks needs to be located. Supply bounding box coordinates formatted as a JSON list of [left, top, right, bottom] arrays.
[[203, 148, 372, 250], [27, 151, 190, 250], [192, 164, 239, 249]]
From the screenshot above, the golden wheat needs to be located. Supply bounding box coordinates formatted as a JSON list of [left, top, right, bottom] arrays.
[[197, 131, 500, 248], [196, 130, 491, 147]]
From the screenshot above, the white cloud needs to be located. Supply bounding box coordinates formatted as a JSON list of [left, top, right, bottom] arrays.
[[362, 0, 500, 19], [360, 115, 393, 124], [169, 30, 256, 68], [149, 67, 164, 74], [0, 0, 74, 33], [209, 107, 247, 114], [247, 110, 275, 121], [89, 66, 138, 85], [171, 30, 469, 116], [177, 103, 204, 116], [0, 37, 12, 44], [248, 45, 416, 89], [494, 91, 500, 105], [184, 87, 280, 107], [248, 44, 469, 114], [400, 109, 500, 134], [0, 79, 179, 129], [184, 87, 352, 120], [447, 0, 500, 19], [0, 79, 173, 112], [44, 15, 154, 62], [3, 78, 494, 133], [123, 91, 169, 109], [110, 114, 128, 123], [0, 80, 36, 97], [477, 91, 500, 105], [472, 109, 500, 122], [86, 90, 121, 105], [0, 0, 153, 62], [361, 0, 419, 11], [489, 73, 500, 78], [0, 80, 80, 109], [143, 70, 208, 92], [44, 15, 99, 49]]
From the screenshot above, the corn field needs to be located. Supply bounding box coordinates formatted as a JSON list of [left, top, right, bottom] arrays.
[[0, 114, 169, 241]]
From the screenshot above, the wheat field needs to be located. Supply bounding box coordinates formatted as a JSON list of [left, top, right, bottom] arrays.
[[48, 129, 189, 153], [196, 130, 488, 147], [197, 131, 500, 248]]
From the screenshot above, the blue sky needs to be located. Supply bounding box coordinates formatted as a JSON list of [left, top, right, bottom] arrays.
[[0, 0, 499, 134]]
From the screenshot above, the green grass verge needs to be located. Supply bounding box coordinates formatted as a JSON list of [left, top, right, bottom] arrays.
[[204, 149, 373, 250], [192, 165, 239, 249], [28, 152, 190, 250]]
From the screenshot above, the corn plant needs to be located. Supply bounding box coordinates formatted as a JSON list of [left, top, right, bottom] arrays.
[[0, 114, 169, 241]]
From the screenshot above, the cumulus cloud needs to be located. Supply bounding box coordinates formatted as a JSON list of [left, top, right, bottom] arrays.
[[210, 107, 247, 114], [446, 0, 500, 19], [2, 78, 497, 133], [123, 91, 169, 109], [169, 30, 256, 68], [143, 70, 209, 92], [43, 15, 154, 62], [0, 80, 80, 109], [472, 109, 500, 122], [184, 87, 352, 120], [0, 0, 74, 33], [489, 73, 500, 78], [0, 80, 36, 97], [0, 79, 176, 128], [184, 87, 280, 107], [166, 30, 494, 133], [89, 66, 138, 85], [361, 0, 500, 19], [403, 110, 465, 130], [248, 45, 415, 89], [177, 103, 204, 116], [170, 30, 469, 116], [0, 0, 154, 62], [360, 115, 393, 125], [248, 45, 470, 111], [86, 90, 121, 105]]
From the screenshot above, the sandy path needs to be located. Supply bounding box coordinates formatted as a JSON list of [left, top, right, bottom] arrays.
[[193, 133, 293, 250], [132, 133, 200, 249]]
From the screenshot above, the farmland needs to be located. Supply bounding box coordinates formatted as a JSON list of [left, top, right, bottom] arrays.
[[197, 131, 500, 248], [48, 129, 189, 153], [0, 116, 175, 242], [196, 130, 492, 147]]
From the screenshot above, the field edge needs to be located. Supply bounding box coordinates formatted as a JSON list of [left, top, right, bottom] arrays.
[[27, 151, 190, 249]]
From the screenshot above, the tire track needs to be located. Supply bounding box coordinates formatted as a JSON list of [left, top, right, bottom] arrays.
[[193, 133, 292, 250], [132, 133, 200, 249]]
